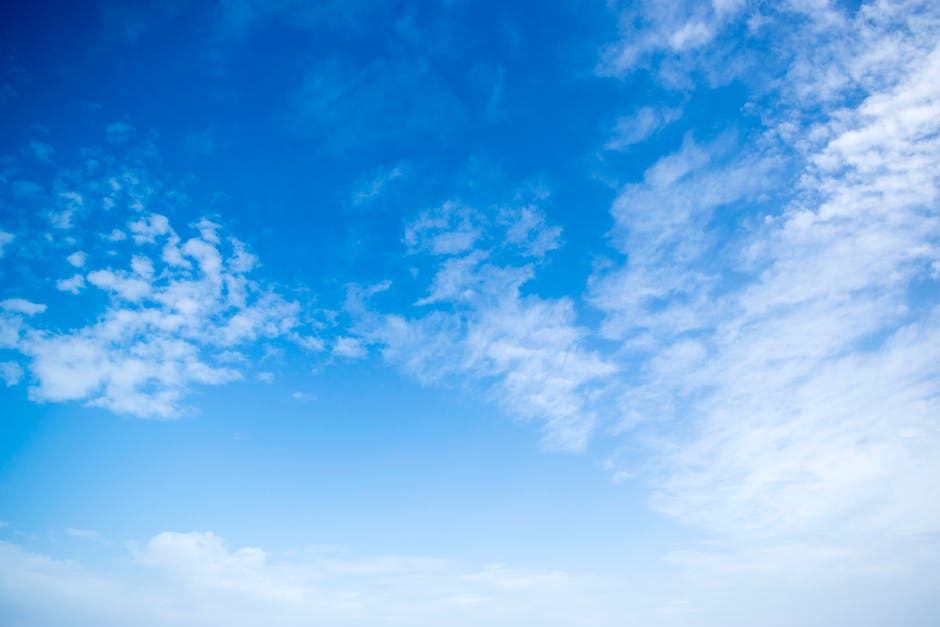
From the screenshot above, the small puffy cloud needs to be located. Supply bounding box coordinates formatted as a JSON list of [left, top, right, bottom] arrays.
[[65, 528, 107, 543], [56, 274, 86, 294], [102, 228, 127, 242], [67, 251, 87, 268], [129, 213, 171, 244], [499, 205, 562, 258], [352, 164, 405, 206], [1, 298, 47, 316], [332, 336, 366, 359], [595, 0, 940, 553], [0, 361, 23, 386], [0, 230, 13, 256], [51, 191, 84, 229], [404, 201, 483, 255], [87, 268, 153, 301], [9, 210, 314, 418], [0, 530, 631, 627], [598, 1, 742, 77]]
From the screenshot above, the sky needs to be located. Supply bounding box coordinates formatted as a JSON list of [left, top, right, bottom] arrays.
[[1, 0, 939, 625]]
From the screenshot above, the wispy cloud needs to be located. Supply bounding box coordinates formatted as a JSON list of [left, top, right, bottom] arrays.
[[0, 135, 325, 418], [0, 532, 627, 627], [605, 105, 683, 151], [356, 197, 612, 451], [595, 0, 940, 553], [351, 164, 405, 206]]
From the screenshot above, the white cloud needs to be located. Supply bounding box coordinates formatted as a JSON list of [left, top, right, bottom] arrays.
[[56, 274, 86, 294], [590, 133, 779, 342], [1, 529, 936, 627], [66, 251, 87, 267], [102, 228, 127, 242], [499, 204, 562, 258], [0, 129, 322, 422], [0, 532, 630, 627], [0, 230, 13, 256], [51, 191, 84, 229], [332, 336, 367, 359], [360, 202, 613, 451], [0, 361, 23, 386], [11, 210, 314, 418], [595, 0, 940, 552], [404, 201, 483, 256], [65, 528, 107, 543], [605, 105, 683, 150], [87, 268, 153, 301], [352, 164, 405, 205], [29, 139, 55, 163], [129, 213, 172, 244], [0, 298, 47, 316], [597, 0, 748, 79]]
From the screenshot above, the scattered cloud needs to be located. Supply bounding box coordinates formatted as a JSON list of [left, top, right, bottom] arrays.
[[358, 199, 613, 451], [404, 201, 484, 256], [332, 336, 367, 360], [605, 105, 683, 150], [66, 251, 88, 267], [0, 531, 628, 627], [55, 274, 86, 294], [0, 230, 13, 256], [0, 298, 47, 316], [594, 0, 940, 555], [0, 361, 23, 386], [0, 136, 325, 418], [351, 164, 405, 206]]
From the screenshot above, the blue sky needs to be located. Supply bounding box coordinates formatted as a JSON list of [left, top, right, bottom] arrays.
[[1, 1, 940, 625]]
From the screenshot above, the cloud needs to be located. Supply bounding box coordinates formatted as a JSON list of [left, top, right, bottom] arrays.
[[15, 214, 310, 417], [595, 0, 940, 551], [0, 531, 629, 627], [1, 529, 937, 627], [404, 201, 484, 256], [102, 228, 127, 242], [0, 361, 23, 386], [605, 105, 683, 150], [56, 274, 86, 294], [332, 336, 367, 360], [0, 230, 13, 256], [0, 298, 47, 316], [597, 0, 749, 81], [351, 164, 405, 206], [66, 251, 87, 267], [29, 139, 55, 163], [0, 135, 324, 418], [358, 199, 613, 451]]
